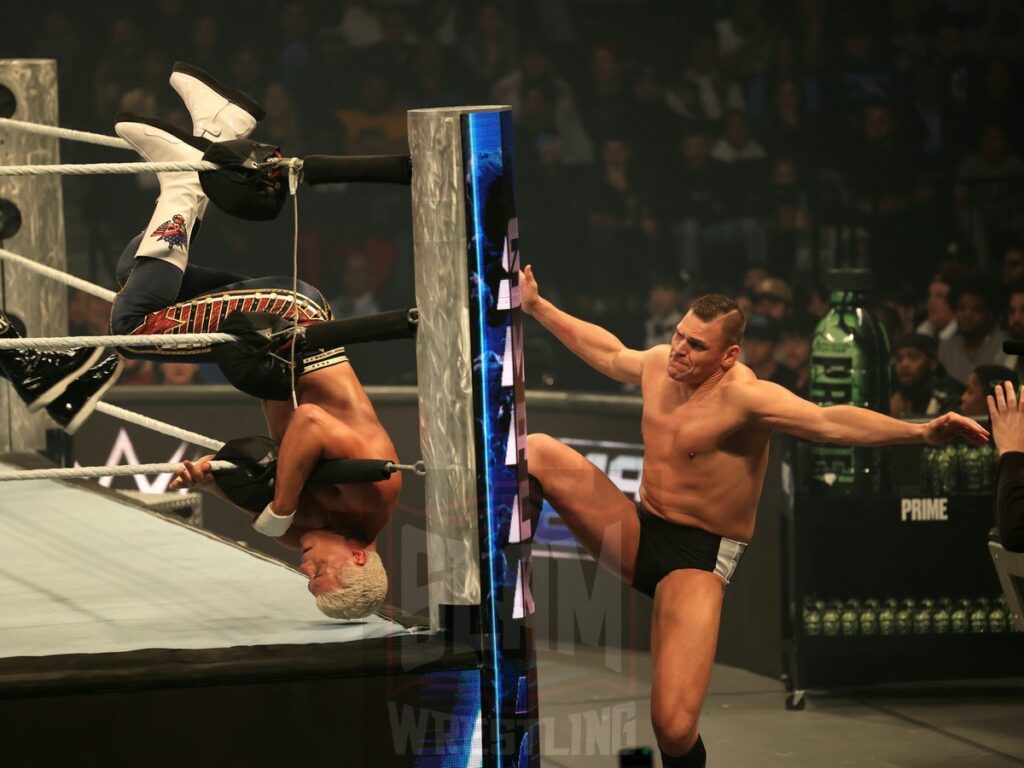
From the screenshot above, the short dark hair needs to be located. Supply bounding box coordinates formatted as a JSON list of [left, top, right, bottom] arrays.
[[974, 365, 1019, 395], [1007, 280, 1024, 301], [949, 278, 995, 313], [688, 294, 746, 346], [893, 333, 939, 359]]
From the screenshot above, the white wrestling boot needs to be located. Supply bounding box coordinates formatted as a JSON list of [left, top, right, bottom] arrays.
[[114, 114, 210, 272], [169, 61, 264, 142]]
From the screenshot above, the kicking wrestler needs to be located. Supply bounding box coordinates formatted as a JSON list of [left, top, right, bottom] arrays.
[[519, 265, 988, 767]]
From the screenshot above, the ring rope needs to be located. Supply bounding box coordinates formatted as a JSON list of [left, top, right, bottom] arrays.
[[0, 160, 223, 177], [0, 247, 117, 302], [0, 331, 237, 351], [0, 461, 236, 482], [0, 458, 428, 483], [288, 160, 301, 409], [0, 117, 132, 150], [94, 402, 224, 451]]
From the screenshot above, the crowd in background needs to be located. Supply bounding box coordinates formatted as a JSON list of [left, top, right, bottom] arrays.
[[9, 0, 1024, 399]]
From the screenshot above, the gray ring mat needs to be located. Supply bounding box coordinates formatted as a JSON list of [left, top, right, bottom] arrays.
[[0, 466, 408, 658]]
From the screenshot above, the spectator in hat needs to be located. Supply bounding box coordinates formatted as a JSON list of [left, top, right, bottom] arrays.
[[741, 314, 799, 393], [890, 334, 964, 417], [752, 276, 793, 320], [938, 278, 1013, 384]]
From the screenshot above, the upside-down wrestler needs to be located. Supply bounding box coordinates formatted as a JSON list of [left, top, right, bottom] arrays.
[[0, 64, 401, 619], [519, 265, 990, 767]]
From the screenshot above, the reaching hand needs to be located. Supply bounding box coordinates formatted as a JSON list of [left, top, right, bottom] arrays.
[[987, 380, 1024, 456], [923, 411, 990, 446], [169, 455, 216, 490], [519, 264, 540, 315]]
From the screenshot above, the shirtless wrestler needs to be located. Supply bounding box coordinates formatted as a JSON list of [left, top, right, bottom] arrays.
[[519, 265, 989, 767], [169, 362, 402, 620]]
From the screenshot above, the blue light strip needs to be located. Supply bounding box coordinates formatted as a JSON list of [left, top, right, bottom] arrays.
[[467, 111, 503, 767]]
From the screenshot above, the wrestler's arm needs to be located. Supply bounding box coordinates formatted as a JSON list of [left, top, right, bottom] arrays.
[[733, 378, 989, 446], [271, 403, 368, 516], [519, 265, 650, 384]]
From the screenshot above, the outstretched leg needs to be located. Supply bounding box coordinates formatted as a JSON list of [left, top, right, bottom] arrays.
[[526, 432, 640, 583], [109, 114, 212, 335], [111, 62, 265, 341]]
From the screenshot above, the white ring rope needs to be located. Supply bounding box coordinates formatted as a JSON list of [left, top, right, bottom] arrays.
[[94, 402, 224, 451], [0, 331, 237, 351], [0, 461, 236, 482], [0, 247, 117, 302], [288, 160, 301, 409], [0, 117, 132, 149], [0, 160, 223, 177]]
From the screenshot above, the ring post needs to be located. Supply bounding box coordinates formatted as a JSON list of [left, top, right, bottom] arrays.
[[409, 106, 538, 767], [0, 59, 67, 453]]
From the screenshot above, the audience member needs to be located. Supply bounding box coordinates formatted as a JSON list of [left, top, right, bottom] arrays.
[[1000, 244, 1024, 291], [119, 359, 157, 387], [765, 157, 812, 276], [23, 2, 1024, 396], [492, 47, 592, 166], [336, 72, 407, 155], [955, 123, 1024, 268], [779, 313, 816, 394], [330, 251, 381, 319], [961, 364, 1018, 415], [643, 273, 686, 348], [1004, 282, 1024, 373], [916, 273, 959, 341], [159, 362, 204, 386], [889, 334, 963, 417], [938, 279, 1014, 383], [667, 35, 745, 123], [752, 276, 793, 320], [460, 3, 515, 99], [742, 314, 799, 392]]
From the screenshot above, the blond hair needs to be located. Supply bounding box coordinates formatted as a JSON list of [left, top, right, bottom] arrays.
[[314, 551, 388, 620]]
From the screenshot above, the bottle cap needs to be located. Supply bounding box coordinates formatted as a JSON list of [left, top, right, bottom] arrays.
[[825, 268, 873, 292]]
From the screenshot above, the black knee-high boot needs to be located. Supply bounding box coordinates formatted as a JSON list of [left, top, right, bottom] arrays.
[[0, 313, 103, 410], [661, 735, 706, 768]]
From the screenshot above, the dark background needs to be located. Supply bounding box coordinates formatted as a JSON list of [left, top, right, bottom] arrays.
[[8, 0, 1024, 392]]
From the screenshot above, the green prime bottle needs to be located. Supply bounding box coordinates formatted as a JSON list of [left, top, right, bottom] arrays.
[[808, 269, 891, 493]]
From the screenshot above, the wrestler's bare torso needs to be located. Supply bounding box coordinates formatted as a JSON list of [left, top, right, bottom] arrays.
[[639, 350, 770, 542], [263, 363, 401, 543]]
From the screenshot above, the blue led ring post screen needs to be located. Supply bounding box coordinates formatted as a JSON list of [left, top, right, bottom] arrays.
[[461, 109, 538, 768]]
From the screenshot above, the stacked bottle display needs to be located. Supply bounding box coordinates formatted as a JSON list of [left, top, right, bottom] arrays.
[[808, 269, 891, 495], [919, 443, 998, 494], [800, 595, 1018, 637]]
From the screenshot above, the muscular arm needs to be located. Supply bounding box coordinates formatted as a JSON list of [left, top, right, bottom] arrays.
[[528, 296, 651, 384], [272, 403, 368, 515], [519, 265, 649, 383], [736, 379, 926, 445]]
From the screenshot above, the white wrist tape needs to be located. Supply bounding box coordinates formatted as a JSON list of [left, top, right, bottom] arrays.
[[253, 502, 296, 537]]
